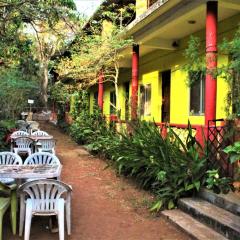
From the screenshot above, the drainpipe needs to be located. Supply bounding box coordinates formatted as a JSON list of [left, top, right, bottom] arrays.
[[205, 1, 218, 126], [131, 44, 139, 120], [98, 71, 104, 111]]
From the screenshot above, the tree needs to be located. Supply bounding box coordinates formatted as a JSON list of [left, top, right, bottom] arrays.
[[0, 68, 38, 119], [55, 3, 135, 117], [0, 0, 79, 108]]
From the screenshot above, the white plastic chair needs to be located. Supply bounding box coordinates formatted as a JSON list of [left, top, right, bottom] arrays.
[[18, 179, 72, 240], [19, 153, 61, 236], [37, 139, 56, 155], [0, 152, 23, 235], [10, 131, 29, 152], [0, 152, 23, 183], [31, 130, 49, 137], [24, 152, 60, 165], [11, 131, 29, 138], [13, 137, 33, 157]]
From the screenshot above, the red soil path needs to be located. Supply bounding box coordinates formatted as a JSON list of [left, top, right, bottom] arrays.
[[4, 123, 191, 240]]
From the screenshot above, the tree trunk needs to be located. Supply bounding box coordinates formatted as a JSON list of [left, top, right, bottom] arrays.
[[41, 63, 49, 109]]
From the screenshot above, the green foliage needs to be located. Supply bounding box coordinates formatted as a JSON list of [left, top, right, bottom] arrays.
[[0, 68, 38, 119], [0, 120, 16, 151], [183, 36, 206, 86], [205, 169, 234, 194], [55, 3, 134, 114], [223, 141, 240, 164], [50, 82, 73, 105], [70, 103, 114, 151], [69, 103, 235, 210], [0, 0, 77, 58], [184, 29, 240, 117], [70, 91, 89, 121], [104, 121, 207, 210], [218, 28, 240, 117]]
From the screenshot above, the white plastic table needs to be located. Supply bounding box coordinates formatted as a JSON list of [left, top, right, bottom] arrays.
[[0, 164, 62, 179]]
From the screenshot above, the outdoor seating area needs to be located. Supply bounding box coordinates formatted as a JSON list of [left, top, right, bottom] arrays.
[[1, 0, 240, 239], [0, 122, 71, 240]]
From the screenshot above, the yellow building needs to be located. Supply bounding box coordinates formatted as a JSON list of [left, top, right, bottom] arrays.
[[88, 0, 240, 132]]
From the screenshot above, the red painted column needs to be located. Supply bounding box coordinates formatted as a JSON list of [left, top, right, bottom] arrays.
[[98, 71, 104, 111], [205, 1, 218, 126], [131, 44, 139, 120]]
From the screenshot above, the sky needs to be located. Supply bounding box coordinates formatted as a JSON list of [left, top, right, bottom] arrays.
[[74, 0, 103, 17]]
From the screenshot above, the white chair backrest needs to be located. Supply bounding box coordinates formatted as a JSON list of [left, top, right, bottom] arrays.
[[11, 131, 29, 138], [18, 179, 71, 212], [38, 139, 56, 150], [0, 152, 22, 165], [24, 152, 60, 165], [14, 137, 33, 149], [32, 130, 49, 137]]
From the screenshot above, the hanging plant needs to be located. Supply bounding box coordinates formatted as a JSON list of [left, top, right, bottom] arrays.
[[218, 28, 240, 118], [183, 36, 206, 87]]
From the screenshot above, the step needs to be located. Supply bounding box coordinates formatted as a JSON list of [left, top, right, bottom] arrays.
[[178, 198, 240, 240], [198, 188, 240, 216], [162, 209, 228, 240]]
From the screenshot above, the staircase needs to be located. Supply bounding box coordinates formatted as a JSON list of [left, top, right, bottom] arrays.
[[162, 189, 240, 240]]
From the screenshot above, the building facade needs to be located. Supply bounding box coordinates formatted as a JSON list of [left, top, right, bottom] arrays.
[[87, 0, 240, 136]]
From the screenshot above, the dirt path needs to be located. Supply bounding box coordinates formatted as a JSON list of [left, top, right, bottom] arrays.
[[5, 123, 191, 240]]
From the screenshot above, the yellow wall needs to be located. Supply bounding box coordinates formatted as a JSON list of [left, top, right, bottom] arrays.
[[140, 71, 161, 122], [136, 0, 148, 17]]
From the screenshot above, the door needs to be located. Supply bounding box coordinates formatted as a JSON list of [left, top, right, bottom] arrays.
[[161, 70, 171, 122]]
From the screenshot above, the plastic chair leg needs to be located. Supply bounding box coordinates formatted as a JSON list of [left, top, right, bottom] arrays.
[[19, 195, 25, 237], [57, 199, 65, 240], [24, 200, 32, 240], [0, 213, 3, 240], [0, 198, 10, 240], [10, 190, 17, 235], [66, 199, 71, 235]]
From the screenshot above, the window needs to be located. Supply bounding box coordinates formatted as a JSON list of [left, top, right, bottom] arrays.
[[110, 91, 116, 114], [124, 82, 130, 120], [93, 91, 98, 105], [140, 84, 151, 116], [189, 71, 205, 115]]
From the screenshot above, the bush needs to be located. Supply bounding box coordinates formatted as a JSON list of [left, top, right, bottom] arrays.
[[69, 113, 235, 210], [0, 120, 16, 151], [103, 121, 207, 210]]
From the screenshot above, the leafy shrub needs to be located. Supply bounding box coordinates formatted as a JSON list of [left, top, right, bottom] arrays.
[[0, 120, 16, 151], [70, 113, 235, 210], [103, 121, 207, 210], [205, 169, 234, 194]]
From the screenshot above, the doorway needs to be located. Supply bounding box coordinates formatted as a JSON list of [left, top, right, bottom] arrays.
[[161, 70, 171, 122]]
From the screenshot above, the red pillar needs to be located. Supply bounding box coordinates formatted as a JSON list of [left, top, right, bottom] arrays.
[[98, 71, 104, 111], [131, 44, 139, 120], [205, 1, 218, 126]]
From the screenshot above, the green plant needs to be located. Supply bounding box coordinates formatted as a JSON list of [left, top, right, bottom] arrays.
[[205, 169, 234, 194], [223, 141, 240, 164], [223, 141, 240, 178], [184, 28, 240, 118], [105, 121, 207, 211], [0, 120, 16, 151]]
